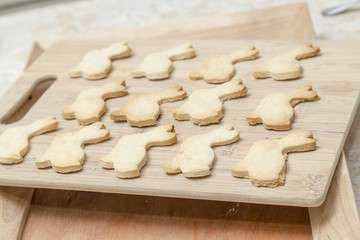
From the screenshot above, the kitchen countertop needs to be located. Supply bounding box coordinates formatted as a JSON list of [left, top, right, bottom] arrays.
[[0, 0, 359, 212]]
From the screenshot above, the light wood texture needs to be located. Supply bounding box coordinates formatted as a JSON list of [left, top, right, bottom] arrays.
[[0, 43, 46, 240], [3, 4, 360, 239], [0, 187, 34, 240], [38, 3, 316, 50], [24, 43, 44, 70], [23, 189, 312, 240], [5, 80, 55, 125], [3, 5, 321, 239], [0, 40, 359, 207], [309, 152, 360, 239]]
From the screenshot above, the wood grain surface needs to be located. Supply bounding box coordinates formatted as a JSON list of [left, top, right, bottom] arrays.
[[37, 3, 315, 50], [0, 187, 33, 240], [0, 43, 46, 240], [2, 4, 359, 239], [1, 5, 320, 239], [309, 153, 360, 239], [23, 189, 312, 240], [0, 40, 359, 207]]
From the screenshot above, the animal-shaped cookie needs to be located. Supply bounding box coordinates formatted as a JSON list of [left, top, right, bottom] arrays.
[[69, 42, 131, 80], [253, 43, 320, 80], [189, 46, 259, 83], [131, 43, 195, 80], [0, 116, 58, 164], [100, 125, 177, 178], [36, 122, 110, 173], [246, 86, 319, 131], [62, 81, 128, 125], [231, 131, 316, 187], [110, 86, 187, 127], [163, 124, 239, 178], [173, 79, 247, 126]]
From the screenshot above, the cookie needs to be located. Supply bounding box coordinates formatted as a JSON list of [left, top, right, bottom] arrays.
[[163, 124, 239, 178], [100, 125, 177, 178], [69, 42, 131, 80], [189, 45, 258, 83], [62, 80, 128, 125], [131, 43, 195, 80], [173, 79, 247, 126], [246, 86, 319, 130], [0, 116, 58, 164], [254, 43, 320, 80], [36, 122, 110, 173], [231, 131, 316, 187], [110, 86, 187, 127]]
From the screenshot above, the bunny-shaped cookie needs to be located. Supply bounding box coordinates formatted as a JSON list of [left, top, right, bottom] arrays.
[[232, 131, 316, 187], [190, 45, 258, 83], [173, 79, 247, 126], [254, 43, 320, 80], [164, 124, 239, 178], [69, 42, 131, 80], [100, 125, 177, 178], [246, 86, 319, 130], [111, 86, 187, 127], [131, 43, 195, 80]]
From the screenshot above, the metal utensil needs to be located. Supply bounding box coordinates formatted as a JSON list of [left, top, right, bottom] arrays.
[[322, 0, 360, 16]]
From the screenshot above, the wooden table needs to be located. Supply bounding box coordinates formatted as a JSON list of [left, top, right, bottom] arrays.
[[0, 3, 359, 239]]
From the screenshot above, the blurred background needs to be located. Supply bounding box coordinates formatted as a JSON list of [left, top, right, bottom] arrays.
[[0, 0, 359, 96]]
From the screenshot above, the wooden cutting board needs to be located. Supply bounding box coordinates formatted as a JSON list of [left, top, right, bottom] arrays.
[[0, 39, 359, 207], [1, 3, 359, 240], [2, 4, 321, 239]]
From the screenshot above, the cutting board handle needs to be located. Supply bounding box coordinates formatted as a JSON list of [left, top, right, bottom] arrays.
[[0, 73, 56, 124]]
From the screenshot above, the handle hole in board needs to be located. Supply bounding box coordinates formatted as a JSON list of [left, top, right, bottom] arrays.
[[2, 75, 57, 124]]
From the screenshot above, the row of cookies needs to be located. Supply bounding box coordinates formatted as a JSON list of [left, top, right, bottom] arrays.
[[68, 42, 319, 82], [0, 42, 321, 188], [62, 79, 319, 130], [0, 117, 315, 187]]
